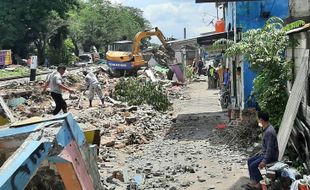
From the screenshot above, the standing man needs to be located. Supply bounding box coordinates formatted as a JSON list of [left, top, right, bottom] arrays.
[[43, 65, 74, 115], [247, 111, 279, 189], [224, 68, 230, 87], [83, 68, 105, 107], [207, 65, 215, 89], [217, 64, 224, 87], [197, 58, 205, 76]]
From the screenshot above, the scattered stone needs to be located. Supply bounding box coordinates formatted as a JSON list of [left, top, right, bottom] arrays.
[[197, 176, 206, 182], [112, 170, 124, 182], [181, 180, 191, 187], [125, 116, 137, 124]]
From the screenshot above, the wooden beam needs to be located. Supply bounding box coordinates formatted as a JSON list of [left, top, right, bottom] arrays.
[[277, 50, 309, 160], [0, 96, 16, 126], [64, 114, 103, 190], [0, 141, 52, 190], [56, 163, 83, 190]]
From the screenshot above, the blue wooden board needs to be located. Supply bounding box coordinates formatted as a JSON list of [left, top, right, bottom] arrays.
[[0, 141, 51, 190]]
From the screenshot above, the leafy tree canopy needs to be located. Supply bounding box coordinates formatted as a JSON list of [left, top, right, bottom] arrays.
[[68, 0, 150, 52], [214, 17, 305, 128]]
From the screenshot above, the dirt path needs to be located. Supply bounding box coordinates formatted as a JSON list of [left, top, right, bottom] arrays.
[[100, 81, 250, 190]]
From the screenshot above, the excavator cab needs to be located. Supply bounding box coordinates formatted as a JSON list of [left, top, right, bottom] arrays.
[[106, 27, 174, 75], [108, 40, 133, 52]]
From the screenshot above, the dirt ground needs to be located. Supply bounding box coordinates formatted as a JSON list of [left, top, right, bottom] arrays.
[[100, 81, 251, 190], [0, 74, 252, 189]]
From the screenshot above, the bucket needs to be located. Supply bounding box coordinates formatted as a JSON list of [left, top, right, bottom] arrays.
[[299, 180, 309, 190], [260, 180, 267, 190]]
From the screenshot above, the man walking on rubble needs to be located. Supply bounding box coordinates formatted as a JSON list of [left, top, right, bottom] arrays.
[[83, 68, 106, 107], [247, 111, 279, 189], [43, 65, 74, 115]]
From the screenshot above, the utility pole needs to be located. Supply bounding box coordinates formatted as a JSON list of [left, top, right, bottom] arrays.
[[184, 28, 187, 39], [232, 2, 237, 107]]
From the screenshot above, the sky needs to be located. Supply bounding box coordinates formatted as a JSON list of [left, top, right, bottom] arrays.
[[110, 0, 222, 41]]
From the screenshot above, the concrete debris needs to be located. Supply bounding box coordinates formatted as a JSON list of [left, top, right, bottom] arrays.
[[0, 67, 254, 190]]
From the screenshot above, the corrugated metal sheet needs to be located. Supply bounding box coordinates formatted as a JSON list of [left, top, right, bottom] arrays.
[[278, 49, 309, 160]]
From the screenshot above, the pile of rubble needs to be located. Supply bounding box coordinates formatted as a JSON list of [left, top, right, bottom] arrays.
[[76, 104, 173, 148]]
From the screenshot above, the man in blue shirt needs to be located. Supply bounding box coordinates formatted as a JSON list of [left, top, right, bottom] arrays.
[[247, 111, 279, 189]]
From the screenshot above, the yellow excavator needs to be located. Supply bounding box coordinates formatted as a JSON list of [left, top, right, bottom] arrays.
[[106, 27, 174, 75]]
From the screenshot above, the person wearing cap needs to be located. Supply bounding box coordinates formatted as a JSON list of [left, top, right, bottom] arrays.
[[43, 65, 74, 115], [83, 68, 106, 107]]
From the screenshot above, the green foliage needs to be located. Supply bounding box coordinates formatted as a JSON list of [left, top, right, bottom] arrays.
[[68, 0, 150, 52], [219, 17, 304, 128], [47, 39, 77, 65], [185, 65, 195, 80], [0, 0, 78, 61], [113, 78, 172, 111], [282, 20, 305, 32], [0, 67, 29, 79]]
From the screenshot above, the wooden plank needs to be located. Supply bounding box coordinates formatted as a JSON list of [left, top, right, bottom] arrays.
[[0, 96, 16, 125], [84, 129, 101, 148], [56, 163, 83, 190], [278, 49, 309, 160], [0, 141, 52, 190], [64, 114, 103, 190], [57, 140, 93, 190], [10, 117, 43, 128]]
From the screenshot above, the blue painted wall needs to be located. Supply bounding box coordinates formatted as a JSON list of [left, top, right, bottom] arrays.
[[225, 0, 289, 108]]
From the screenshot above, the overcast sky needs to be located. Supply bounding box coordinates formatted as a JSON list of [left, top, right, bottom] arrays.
[[110, 0, 221, 41]]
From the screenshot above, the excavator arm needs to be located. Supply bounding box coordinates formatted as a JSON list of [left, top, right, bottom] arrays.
[[131, 27, 169, 55], [106, 27, 173, 71]]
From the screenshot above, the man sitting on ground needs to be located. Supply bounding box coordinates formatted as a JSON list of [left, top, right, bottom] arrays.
[[247, 111, 279, 189]]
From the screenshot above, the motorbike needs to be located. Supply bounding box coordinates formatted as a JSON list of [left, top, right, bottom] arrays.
[[261, 161, 302, 190]]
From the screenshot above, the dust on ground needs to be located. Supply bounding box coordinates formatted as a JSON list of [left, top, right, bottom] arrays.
[[1, 71, 255, 190], [98, 81, 252, 190]]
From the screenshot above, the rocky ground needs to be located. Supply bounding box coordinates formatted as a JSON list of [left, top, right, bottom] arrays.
[[96, 81, 254, 190], [0, 70, 257, 190]]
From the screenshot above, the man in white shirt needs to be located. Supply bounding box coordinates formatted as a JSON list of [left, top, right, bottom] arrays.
[[43, 65, 74, 115], [83, 68, 105, 107]]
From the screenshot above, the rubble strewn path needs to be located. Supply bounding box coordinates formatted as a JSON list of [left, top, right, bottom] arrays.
[[100, 81, 250, 190]]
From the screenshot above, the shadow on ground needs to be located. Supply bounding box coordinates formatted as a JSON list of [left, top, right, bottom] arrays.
[[164, 111, 229, 141], [229, 177, 251, 190]]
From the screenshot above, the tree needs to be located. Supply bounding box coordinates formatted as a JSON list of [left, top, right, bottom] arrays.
[[68, 0, 150, 52], [0, 0, 78, 64], [215, 17, 304, 128]]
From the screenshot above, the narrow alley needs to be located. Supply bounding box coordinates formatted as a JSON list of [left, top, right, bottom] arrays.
[[0, 0, 310, 189], [99, 81, 249, 190]]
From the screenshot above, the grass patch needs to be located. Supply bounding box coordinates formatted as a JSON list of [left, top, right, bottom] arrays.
[[0, 67, 30, 79]]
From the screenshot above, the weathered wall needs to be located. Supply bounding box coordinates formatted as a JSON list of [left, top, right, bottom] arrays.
[[289, 0, 310, 18], [225, 0, 289, 108]]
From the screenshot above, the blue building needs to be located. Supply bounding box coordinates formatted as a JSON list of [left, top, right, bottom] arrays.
[[224, 0, 289, 108]]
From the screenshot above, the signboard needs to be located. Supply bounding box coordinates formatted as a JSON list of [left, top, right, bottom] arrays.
[[0, 50, 12, 66], [30, 56, 38, 69], [175, 51, 182, 64]]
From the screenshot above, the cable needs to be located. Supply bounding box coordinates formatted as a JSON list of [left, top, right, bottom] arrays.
[[270, 0, 276, 13]]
